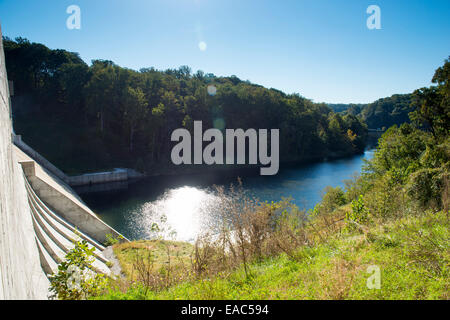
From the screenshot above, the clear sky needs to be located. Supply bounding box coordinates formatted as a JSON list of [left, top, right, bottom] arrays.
[[0, 0, 449, 103]]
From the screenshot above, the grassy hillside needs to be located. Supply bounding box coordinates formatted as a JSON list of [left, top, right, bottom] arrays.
[[101, 210, 448, 300]]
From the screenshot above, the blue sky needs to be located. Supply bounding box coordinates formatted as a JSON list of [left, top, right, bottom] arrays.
[[0, 0, 449, 103]]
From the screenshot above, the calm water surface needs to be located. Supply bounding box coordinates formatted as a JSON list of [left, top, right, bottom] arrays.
[[81, 150, 374, 242]]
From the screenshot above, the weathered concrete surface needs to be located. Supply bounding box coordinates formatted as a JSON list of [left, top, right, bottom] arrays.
[[68, 168, 144, 186], [102, 246, 123, 279], [24, 176, 112, 276], [69, 168, 128, 187], [0, 26, 49, 299], [74, 180, 129, 195], [16, 146, 127, 244]]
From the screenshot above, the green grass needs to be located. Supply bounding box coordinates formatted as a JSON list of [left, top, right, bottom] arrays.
[[112, 240, 193, 281], [98, 210, 449, 300]]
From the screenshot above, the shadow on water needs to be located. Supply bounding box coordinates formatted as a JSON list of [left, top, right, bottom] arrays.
[[80, 150, 375, 241]]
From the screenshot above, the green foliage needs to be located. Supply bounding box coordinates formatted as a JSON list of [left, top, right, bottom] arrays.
[[363, 107, 448, 213], [5, 37, 367, 175], [104, 233, 125, 246], [360, 94, 414, 130], [345, 195, 369, 230], [410, 56, 450, 140], [420, 137, 450, 169], [321, 186, 346, 212], [364, 173, 403, 220], [370, 124, 427, 179], [329, 94, 414, 130], [49, 240, 108, 300], [406, 167, 448, 209]]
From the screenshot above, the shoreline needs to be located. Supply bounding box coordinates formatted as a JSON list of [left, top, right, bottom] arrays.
[[74, 148, 372, 195]]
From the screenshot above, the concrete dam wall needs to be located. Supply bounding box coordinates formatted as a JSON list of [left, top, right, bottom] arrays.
[[0, 26, 126, 299], [0, 25, 49, 299]]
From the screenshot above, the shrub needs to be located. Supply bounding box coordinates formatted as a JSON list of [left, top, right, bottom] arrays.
[[104, 233, 125, 246], [343, 173, 368, 203], [320, 186, 346, 213], [345, 195, 369, 231], [407, 167, 447, 209], [365, 173, 405, 220], [49, 240, 108, 300]]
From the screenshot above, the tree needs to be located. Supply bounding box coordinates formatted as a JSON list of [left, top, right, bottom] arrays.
[[122, 86, 147, 152], [410, 57, 450, 140], [84, 62, 116, 133]]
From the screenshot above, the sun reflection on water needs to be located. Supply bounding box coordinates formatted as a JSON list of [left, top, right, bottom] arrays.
[[128, 186, 221, 242]]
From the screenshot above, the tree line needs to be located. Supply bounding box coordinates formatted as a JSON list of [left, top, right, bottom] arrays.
[[329, 93, 414, 130], [4, 37, 367, 174]]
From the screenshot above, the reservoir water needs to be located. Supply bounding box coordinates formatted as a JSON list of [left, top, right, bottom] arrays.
[[80, 150, 374, 242]]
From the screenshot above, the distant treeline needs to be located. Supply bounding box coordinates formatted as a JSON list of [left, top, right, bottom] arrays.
[[4, 37, 368, 174], [328, 94, 414, 130]]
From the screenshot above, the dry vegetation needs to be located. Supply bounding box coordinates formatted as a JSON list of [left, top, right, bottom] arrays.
[[99, 175, 448, 300]]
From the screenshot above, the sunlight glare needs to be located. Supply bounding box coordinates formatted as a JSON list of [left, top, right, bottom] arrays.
[[135, 186, 219, 242], [198, 41, 207, 51]]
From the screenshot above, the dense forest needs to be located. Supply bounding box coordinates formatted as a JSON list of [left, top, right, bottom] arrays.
[[328, 103, 365, 114], [4, 37, 367, 175], [329, 93, 414, 130]]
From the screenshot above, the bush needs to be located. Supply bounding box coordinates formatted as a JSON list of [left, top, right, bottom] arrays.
[[49, 240, 108, 300], [345, 195, 369, 231], [320, 186, 346, 212], [407, 167, 448, 209], [104, 233, 125, 246], [364, 173, 406, 220]]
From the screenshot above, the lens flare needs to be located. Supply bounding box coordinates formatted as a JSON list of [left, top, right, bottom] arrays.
[[198, 41, 207, 51], [207, 85, 217, 96]]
